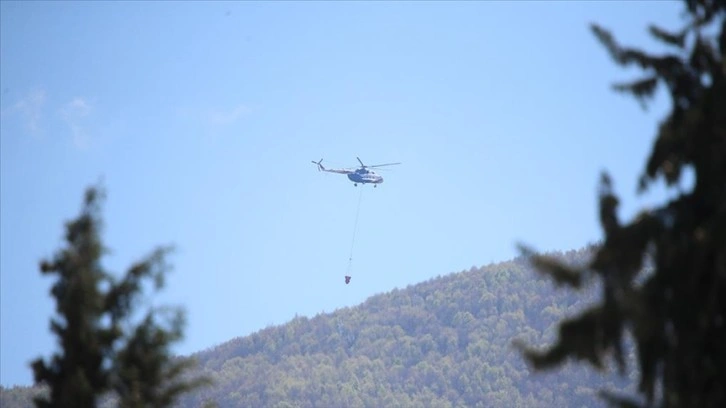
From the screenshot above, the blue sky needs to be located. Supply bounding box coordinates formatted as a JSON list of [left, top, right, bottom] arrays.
[[1, 1, 686, 387]]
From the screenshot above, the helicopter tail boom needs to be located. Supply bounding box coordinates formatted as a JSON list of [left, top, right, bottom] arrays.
[[312, 159, 352, 174]]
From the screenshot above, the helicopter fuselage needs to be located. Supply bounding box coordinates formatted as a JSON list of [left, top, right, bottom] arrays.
[[347, 168, 383, 185]]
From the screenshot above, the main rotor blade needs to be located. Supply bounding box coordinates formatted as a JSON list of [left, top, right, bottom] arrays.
[[368, 162, 401, 168], [357, 157, 365, 167]]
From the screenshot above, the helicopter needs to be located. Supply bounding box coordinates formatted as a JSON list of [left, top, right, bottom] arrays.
[[311, 157, 401, 187]]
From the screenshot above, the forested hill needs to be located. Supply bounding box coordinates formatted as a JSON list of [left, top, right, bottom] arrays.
[[1, 246, 638, 407], [181, 246, 638, 407]]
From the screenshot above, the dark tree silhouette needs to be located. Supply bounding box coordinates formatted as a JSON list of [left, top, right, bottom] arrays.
[[517, 1, 725, 407], [31, 185, 210, 407]]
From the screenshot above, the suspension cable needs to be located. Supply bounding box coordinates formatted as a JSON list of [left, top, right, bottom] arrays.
[[346, 187, 364, 276]]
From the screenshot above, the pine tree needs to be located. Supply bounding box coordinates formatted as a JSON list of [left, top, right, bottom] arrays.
[[31, 185, 211, 407], [516, 1, 725, 407]]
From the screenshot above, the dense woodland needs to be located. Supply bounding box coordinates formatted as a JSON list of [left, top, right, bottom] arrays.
[[2, 246, 641, 407]]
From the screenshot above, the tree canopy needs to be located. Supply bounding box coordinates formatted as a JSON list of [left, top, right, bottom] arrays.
[[30, 185, 211, 407], [517, 1, 725, 407]]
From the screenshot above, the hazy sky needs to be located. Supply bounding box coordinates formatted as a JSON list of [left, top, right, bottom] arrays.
[[1, 1, 685, 387]]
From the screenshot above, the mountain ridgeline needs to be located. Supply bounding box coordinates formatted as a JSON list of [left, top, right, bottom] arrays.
[[2, 246, 640, 407]]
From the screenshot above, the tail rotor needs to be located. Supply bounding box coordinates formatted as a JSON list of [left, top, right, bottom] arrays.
[[311, 158, 323, 171]]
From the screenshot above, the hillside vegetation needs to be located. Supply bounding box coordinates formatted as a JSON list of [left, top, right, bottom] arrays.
[[2, 246, 639, 407]]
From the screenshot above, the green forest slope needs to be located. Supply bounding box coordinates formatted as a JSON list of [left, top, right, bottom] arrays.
[[2, 246, 640, 407]]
